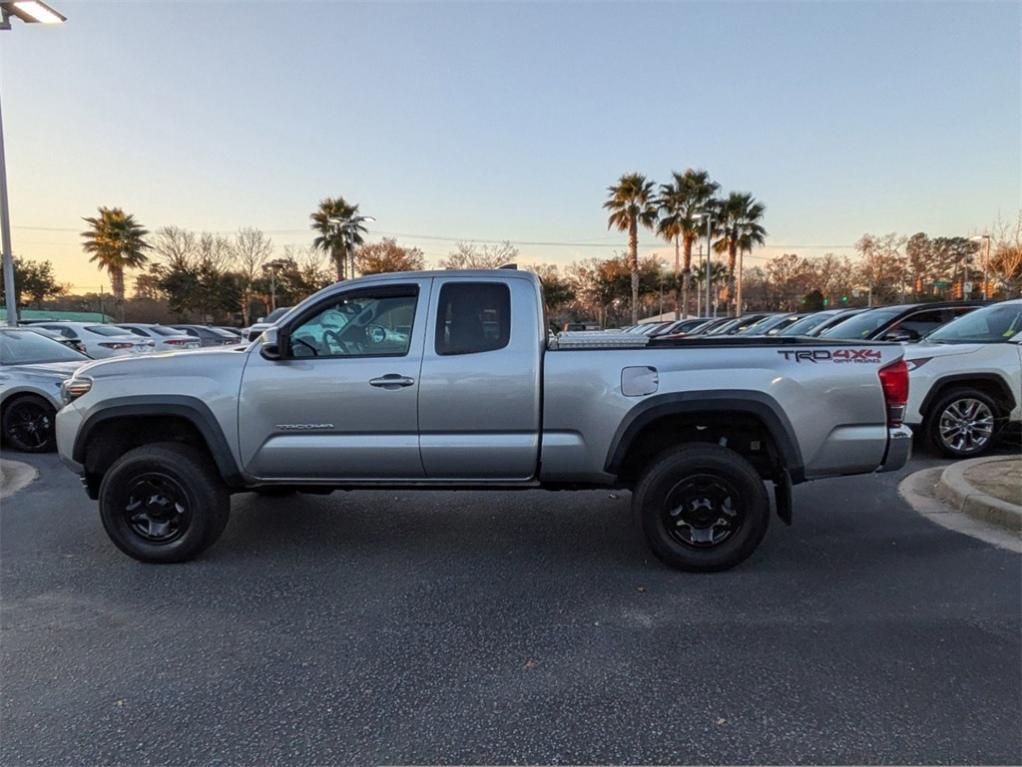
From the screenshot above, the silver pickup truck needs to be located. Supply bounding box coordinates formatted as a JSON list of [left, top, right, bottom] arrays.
[[55, 269, 911, 571]]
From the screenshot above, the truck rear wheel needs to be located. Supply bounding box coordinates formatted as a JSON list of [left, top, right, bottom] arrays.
[[633, 445, 770, 572], [98, 443, 230, 563]]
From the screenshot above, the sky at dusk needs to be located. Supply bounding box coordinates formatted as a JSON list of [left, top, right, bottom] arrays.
[[2, 0, 1019, 292]]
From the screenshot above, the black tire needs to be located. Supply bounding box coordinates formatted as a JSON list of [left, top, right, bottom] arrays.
[[633, 445, 770, 572], [98, 443, 230, 563], [2, 395, 57, 452], [926, 387, 1000, 458]]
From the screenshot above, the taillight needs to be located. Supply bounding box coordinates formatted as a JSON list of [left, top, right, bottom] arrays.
[[878, 359, 909, 427], [99, 342, 134, 350]]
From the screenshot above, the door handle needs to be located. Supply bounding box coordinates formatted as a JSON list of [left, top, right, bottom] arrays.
[[369, 374, 415, 389]]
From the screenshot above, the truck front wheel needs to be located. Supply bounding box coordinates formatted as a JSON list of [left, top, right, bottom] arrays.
[[634, 445, 770, 572], [98, 443, 230, 563]]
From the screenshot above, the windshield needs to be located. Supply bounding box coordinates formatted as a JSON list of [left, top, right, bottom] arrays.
[[85, 325, 135, 337], [1, 329, 88, 364], [926, 303, 1022, 343], [821, 308, 900, 339], [780, 311, 838, 336]]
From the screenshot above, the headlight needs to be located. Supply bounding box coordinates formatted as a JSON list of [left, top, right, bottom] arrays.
[[61, 376, 93, 404], [904, 357, 932, 371]]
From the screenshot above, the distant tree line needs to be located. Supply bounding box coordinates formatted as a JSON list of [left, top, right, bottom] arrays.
[[5, 198, 1019, 328]]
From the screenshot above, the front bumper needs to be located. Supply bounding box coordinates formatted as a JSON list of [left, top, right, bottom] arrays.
[[876, 425, 913, 473], [55, 404, 85, 475]]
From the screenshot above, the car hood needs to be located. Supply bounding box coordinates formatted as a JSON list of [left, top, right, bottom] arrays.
[[4, 360, 86, 379], [904, 342, 985, 360], [76, 347, 250, 379]]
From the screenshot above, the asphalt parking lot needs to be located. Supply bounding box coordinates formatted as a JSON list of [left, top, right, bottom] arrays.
[[2, 446, 1020, 765]]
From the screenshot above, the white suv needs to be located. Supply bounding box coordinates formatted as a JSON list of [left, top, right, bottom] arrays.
[[904, 300, 1022, 457]]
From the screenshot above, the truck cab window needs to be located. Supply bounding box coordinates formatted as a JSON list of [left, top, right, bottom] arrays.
[[435, 283, 511, 355], [290, 289, 418, 358]]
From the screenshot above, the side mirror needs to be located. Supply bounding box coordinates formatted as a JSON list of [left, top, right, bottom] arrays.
[[260, 327, 286, 360], [883, 328, 918, 343]]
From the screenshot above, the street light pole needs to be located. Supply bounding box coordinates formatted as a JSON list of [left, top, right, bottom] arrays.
[[980, 234, 991, 300], [0, 1, 67, 326], [704, 213, 714, 318], [0, 94, 16, 325]]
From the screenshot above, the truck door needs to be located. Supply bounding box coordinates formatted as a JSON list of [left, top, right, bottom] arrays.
[[238, 279, 430, 480], [417, 276, 542, 479]]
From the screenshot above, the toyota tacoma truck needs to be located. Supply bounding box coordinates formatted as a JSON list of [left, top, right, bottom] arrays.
[[55, 269, 912, 571]]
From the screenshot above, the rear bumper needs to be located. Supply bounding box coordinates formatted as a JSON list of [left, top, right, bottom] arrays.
[[877, 425, 913, 473]]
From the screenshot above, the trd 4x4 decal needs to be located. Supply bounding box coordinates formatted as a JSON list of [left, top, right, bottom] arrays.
[[778, 349, 882, 364]]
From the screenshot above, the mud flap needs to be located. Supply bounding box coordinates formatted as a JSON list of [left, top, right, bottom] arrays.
[[774, 470, 793, 526]]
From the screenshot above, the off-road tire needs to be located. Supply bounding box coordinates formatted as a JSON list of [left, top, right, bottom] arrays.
[[98, 442, 230, 563], [634, 445, 770, 572]]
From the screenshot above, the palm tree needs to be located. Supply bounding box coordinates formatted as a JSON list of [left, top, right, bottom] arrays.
[[692, 261, 728, 315], [657, 170, 720, 318], [604, 173, 658, 324], [713, 192, 766, 315], [80, 207, 150, 318], [310, 196, 369, 281]]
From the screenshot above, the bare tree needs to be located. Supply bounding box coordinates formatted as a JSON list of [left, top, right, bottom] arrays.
[[439, 241, 519, 270], [990, 211, 1022, 295], [152, 226, 197, 270], [232, 228, 273, 325]]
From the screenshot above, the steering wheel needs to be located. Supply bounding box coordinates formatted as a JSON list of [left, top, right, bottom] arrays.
[[365, 324, 388, 346], [324, 327, 364, 355]]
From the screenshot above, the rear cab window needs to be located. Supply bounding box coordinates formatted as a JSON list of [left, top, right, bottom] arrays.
[[435, 282, 511, 355]]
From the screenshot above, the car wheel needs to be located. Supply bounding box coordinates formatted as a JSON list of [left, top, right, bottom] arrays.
[[927, 388, 1000, 458], [2, 395, 57, 452], [98, 443, 230, 563], [633, 445, 770, 572]]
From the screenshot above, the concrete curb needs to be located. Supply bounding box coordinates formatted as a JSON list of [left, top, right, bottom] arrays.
[[936, 457, 1021, 533], [899, 467, 1021, 553], [0, 459, 39, 500]]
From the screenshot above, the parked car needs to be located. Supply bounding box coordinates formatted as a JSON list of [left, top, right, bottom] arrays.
[[27, 326, 88, 355], [56, 269, 909, 571], [623, 321, 672, 336], [779, 308, 857, 337], [903, 299, 1022, 457], [680, 317, 734, 336], [0, 327, 89, 452], [116, 324, 202, 351], [820, 301, 986, 342], [243, 307, 292, 342], [169, 325, 242, 347], [738, 313, 808, 336], [562, 321, 602, 332], [705, 313, 777, 336], [29, 321, 155, 358], [650, 318, 712, 337]]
